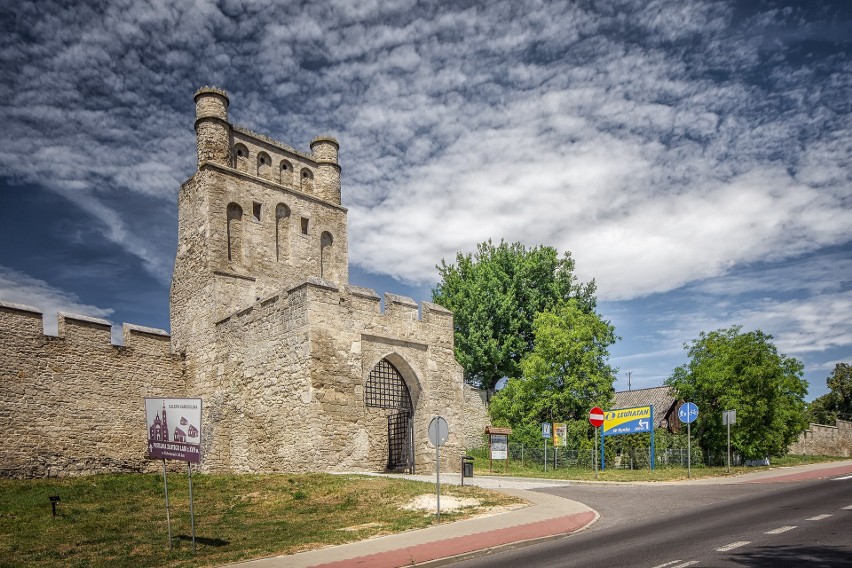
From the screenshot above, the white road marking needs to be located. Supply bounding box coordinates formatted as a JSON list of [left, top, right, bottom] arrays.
[[651, 562, 682, 568], [843, 505, 852, 510], [834, 474, 852, 480], [806, 514, 833, 521], [671, 562, 699, 568], [716, 541, 751, 552], [765, 525, 797, 534]]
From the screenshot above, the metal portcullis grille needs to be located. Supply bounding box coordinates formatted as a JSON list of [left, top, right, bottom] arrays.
[[365, 359, 413, 411], [387, 411, 413, 472]]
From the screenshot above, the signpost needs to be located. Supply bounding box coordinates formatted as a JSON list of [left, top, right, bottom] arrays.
[[428, 416, 449, 521], [722, 409, 736, 472], [589, 407, 604, 479], [145, 397, 203, 552], [678, 402, 699, 478], [541, 422, 552, 471]]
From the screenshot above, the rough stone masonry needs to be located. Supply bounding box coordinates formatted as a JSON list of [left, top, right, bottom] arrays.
[[0, 87, 490, 478]]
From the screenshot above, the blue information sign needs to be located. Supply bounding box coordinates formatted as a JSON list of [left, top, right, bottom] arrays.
[[678, 402, 699, 424]]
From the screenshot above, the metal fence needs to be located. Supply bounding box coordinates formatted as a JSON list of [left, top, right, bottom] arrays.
[[474, 443, 705, 470]]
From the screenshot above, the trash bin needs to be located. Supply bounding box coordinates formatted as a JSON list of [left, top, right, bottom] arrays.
[[461, 456, 474, 482]]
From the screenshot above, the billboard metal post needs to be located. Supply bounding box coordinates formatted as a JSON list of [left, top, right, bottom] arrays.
[[187, 462, 196, 554], [650, 405, 655, 471], [162, 460, 172, 549]]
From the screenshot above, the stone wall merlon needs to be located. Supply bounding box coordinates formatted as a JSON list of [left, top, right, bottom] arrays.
[[385, 292, 418, 307], [0, 300, 43, 315], [346, 284, 380, 300], [422, 301, 453, 324], [58, 312, 112, 327], [287, 277, 340, 296], [122, 323, 170, 337]]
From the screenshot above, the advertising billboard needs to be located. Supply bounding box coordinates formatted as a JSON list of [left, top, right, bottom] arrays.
[[602, 405, 652, 437]]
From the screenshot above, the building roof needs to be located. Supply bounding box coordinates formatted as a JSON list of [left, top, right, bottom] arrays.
[[613, 386, 679, 428]]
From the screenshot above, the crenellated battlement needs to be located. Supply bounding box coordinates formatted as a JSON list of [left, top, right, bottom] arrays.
[[0, 300, 172, 354], [213, 278, 453, 334]]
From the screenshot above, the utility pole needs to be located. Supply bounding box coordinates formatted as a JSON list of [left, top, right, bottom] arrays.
[[627, 371, 632, 391]]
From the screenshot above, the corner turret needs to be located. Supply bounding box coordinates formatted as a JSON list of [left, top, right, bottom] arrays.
[[194, 87, 231, 167], [310, 136, 341, 205]]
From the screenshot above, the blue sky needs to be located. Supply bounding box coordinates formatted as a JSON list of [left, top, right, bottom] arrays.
[[1, 0, 850, 400]]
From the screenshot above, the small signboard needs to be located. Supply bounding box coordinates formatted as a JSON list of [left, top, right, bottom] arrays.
[[722, 409, 737, 425], [602, 405, 652, 437], [490, 434, 508, 459], [485, 426, 512, 473], [541, 422, 552, 439], [145, 398, 202, 463], [553, 423, 567, 447]]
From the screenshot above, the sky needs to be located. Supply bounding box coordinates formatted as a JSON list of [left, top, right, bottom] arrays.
[[1, 0, 850, 401]]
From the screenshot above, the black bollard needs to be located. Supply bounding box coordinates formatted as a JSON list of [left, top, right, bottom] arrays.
[[49, 495, 60, 517]]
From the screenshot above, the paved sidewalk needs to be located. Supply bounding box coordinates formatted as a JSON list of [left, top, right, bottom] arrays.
[[227, 475, 597, 568]]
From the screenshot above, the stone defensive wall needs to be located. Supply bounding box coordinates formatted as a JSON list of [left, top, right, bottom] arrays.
[[0, 301, 183, 478], [789, 419, 852, 458], [197, 278, 470, 474]]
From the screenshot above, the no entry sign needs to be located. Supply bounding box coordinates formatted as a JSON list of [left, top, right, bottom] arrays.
[[589, 407, 604, 428]]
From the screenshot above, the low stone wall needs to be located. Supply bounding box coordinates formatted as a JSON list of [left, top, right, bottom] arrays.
[[789, 419, 852, 457]]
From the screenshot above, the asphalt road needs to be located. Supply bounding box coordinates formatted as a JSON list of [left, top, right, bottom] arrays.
[[452, 475, 852, 567]]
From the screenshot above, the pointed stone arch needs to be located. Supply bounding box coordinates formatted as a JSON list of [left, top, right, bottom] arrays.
[[365, 355, 419, 472]]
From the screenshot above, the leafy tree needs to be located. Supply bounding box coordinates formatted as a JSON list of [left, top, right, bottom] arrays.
[[489, 300, 616, 445], [432, 240, 596, 390], [666, 326, 808, 460], [806, 363, 852, 425]]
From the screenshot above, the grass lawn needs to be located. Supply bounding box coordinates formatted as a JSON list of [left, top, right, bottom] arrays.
[[0, 472, 522, 568]]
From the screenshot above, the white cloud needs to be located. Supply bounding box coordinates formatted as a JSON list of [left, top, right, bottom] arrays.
[[0, 0, 850, 307]]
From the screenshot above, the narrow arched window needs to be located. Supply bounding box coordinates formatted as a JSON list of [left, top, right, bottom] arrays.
[[320, 231, 333, 280], [280, 160, 293, 186], [300, 168, 314, 193], [227, 202, 243, 262], [257, 152, 272, 180], [276, 203, 291, 262], [234, 144, 250, 173]]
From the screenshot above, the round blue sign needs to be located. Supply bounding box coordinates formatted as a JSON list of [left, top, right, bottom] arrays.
[[678, 402, 699, 424]]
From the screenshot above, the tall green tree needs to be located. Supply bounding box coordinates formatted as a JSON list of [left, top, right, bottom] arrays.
[[432, 240, 596, 390], [489, 300, 617, 445], [666, 326, 808, 460], [806, 363, 852, 425]]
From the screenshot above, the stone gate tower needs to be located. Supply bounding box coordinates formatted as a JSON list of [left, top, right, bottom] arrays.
[[170, 87, 472, 473]]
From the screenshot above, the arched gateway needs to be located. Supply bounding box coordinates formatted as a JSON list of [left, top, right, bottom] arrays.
[[365, 358, 414, 472]]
